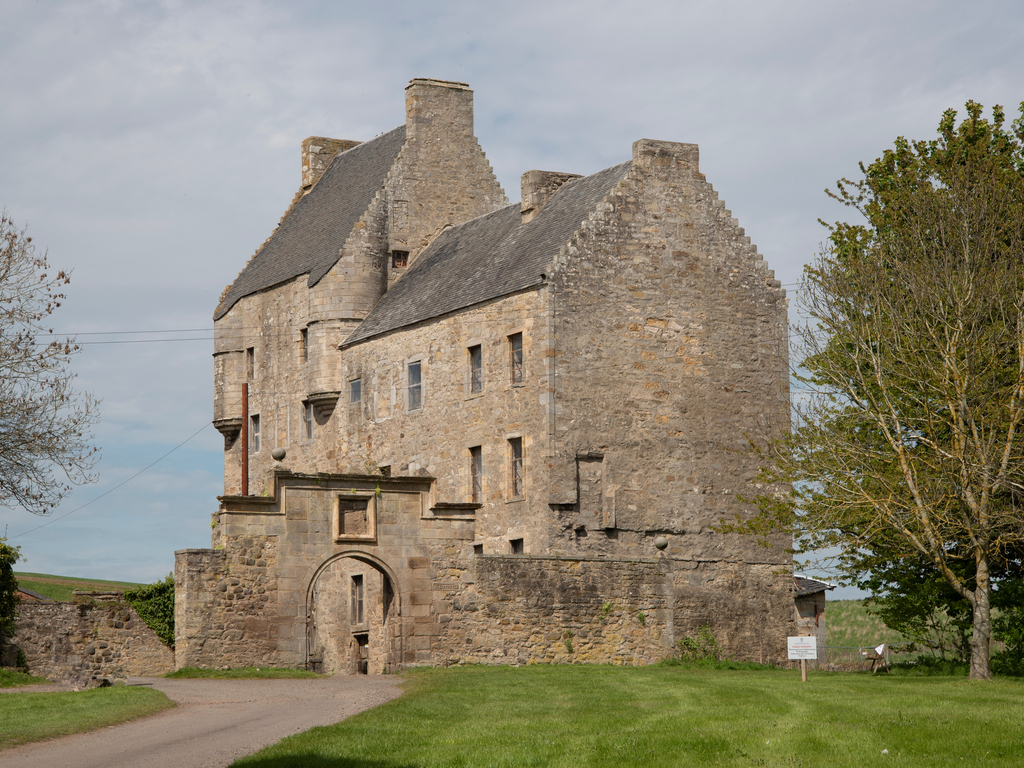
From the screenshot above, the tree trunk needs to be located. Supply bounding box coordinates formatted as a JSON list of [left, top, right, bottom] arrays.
[[969, 560, 992, 680]]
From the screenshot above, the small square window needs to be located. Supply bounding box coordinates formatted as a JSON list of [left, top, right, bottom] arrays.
[[509, 437, 523, 498], [408, 360, 422, 411], [509, 333, 523, 385], [246, 347, 255, 380], [250, 414, 261, 453], [300, 328, 308, 363], [510, 538, 524, 555], [469, 345, 482, 394], [473, 543, 484, 556], [303, 401, 314, 440], [470, 446, 483, 503], [391, 250, 409, 268]]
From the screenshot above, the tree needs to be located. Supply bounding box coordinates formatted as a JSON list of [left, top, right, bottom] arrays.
[[0, 213, 98, 515], [731, 102, 1024, 680], [0, 539, 20, 652]]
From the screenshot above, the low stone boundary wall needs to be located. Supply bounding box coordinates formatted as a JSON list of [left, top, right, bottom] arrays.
[[13, 600, 175, 684], [435, 554, 673, 667]]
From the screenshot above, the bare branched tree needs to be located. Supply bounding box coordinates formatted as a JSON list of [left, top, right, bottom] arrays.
[[0, 212, 98, 515], [725, 102, 1024, 680]]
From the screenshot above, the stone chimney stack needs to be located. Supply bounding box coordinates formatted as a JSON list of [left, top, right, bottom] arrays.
[[520, 170, 581, 223], [405, 78, 474, 140], [301, 136, 361, 190]]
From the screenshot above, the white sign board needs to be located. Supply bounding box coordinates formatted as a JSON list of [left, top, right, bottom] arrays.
[[788, 636, 818, 660]]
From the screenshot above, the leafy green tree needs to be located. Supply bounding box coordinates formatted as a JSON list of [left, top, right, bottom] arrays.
[[0, 539, 21, 651], [729, 102, 1024, 680]]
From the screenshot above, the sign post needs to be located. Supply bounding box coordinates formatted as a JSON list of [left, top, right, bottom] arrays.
[[787, 636, 817, 682]]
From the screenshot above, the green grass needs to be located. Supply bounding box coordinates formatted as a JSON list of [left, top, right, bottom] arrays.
[[166, 667, 323, 679], [14, 571, 142, 602], [0, 686, 174, 749], [231, 665, 1024, 768], [0, 669, 49, 688], [827, 599, 910, 648]]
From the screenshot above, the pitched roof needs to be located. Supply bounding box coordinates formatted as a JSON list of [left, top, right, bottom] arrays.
[[214, 125, 407, 320], [342, 160, 632, 347], [794, 575, 836, 597]]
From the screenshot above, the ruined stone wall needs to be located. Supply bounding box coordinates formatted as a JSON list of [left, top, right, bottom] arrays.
[[13, 601, 174, 683], [174, 536, 279, 670], [435, 554, 672, 667]]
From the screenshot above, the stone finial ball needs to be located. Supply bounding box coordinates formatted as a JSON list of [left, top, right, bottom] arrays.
[[654, 536, 669, 551], [271, 447, 287, 461]]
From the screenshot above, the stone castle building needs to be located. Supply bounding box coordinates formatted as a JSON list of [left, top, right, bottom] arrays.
[[174, 78, 793, 674]]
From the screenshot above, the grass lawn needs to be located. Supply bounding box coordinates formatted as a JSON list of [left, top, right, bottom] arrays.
[[166, 667, 323, 679], [232, 665, 1024, 768], [0, 686, 174, 749], [14, 571, 142, 601], [0, 669, 49, 688]]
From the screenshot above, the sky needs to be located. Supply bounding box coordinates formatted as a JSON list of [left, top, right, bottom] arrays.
[[1, 0, 1022, 598]]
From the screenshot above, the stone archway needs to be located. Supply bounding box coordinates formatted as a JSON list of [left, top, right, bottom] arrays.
[[305, 552, 402, 675]]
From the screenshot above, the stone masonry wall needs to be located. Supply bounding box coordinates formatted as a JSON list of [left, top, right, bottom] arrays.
[[14, 601, 174, 684], [435, 554, 672, 667], [174, 535, 279, 670]]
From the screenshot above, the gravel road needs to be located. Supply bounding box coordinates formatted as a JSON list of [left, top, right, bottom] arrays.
[[1, 674, 404, 768]]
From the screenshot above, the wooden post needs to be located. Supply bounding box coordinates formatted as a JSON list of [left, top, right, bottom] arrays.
[[241, 382, 249, 497], [801, 658, 807, 682]]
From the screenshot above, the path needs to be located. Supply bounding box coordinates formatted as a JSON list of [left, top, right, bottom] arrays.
[[2, 674, 403, 768]]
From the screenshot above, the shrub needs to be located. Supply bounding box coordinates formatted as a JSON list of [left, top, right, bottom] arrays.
[[123, 574, 174, 649], [676, 625, 721, 662]]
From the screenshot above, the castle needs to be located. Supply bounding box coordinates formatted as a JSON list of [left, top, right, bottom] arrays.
[[174, 78, 794, 673]]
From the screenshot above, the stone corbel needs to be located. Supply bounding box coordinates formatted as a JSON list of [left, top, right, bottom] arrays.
[[213, 417, 242, 444], [307, 391, 341, 420]]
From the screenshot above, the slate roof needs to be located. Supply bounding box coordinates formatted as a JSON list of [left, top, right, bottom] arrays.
[[214, 125, 407, 320], [794, 576, 836, 597], [342, 160, 632, 347]]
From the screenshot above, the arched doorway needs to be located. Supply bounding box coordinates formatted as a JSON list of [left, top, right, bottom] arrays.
[[305, 552, 401, 675]]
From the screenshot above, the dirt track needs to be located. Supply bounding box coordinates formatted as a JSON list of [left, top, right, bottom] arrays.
[[2, 674, 404, 768]]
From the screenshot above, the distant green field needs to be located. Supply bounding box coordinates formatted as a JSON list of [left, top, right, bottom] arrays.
[[826, 598, 909, 648], [14, 571, 143, 602]]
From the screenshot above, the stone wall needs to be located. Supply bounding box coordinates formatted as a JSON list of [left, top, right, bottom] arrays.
[[13, 601, 174, 684], [436, 554, 672, 667]]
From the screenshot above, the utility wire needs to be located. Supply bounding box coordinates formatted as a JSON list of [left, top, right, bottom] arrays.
[[7, 422, 213, 540]]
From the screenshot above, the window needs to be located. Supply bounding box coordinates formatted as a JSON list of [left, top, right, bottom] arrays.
[[510, 538, 524, 554], [351, 575, 364, 625], [246, 347, 255, 380], [349, 378, 361, 407], [302, 401, 314, 440], [473, 543, 484, 556], [509, 333, 523, 385], [390, 250, 409, 268], [250, 414, 261, 453], [470, 446, 483, 503], [469, 345, 482, 394], [407, 360, 422, 411], [509, 437, 523, 498], [300, 328, 308, 363]]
